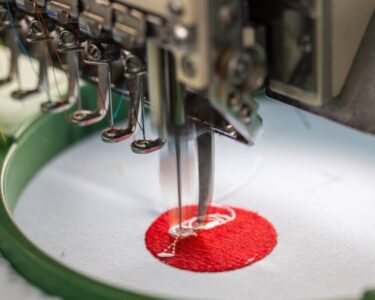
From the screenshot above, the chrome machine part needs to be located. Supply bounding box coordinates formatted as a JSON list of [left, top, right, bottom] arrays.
[[101, 51, 143, 143], [196, 128, 214, 224], [142, 1, 264, 227], [0, 0, 43, 98], [131, 138, 165, 154], [101, 50, 165, 153], [142, 0, 264, 145], [41, 0, 81, 112], [71, 0, 118, 126], [41, 28, 82, 113], [14, 0, 55, 101], [12, 18, 52, 100], [210, 46, 264, 145], [128, 53, 166, 154], [70, 42, 118, 126]]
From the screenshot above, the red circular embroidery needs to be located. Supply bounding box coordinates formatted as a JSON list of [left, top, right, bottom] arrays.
[[145, 205, 277, 272]]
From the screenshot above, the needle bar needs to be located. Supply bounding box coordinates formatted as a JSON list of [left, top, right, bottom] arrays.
[[197, 128, 214, 224]]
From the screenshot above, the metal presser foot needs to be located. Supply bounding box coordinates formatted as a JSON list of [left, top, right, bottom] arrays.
[[11, 86, 41, 99], [131, 138, 165, 154], [101, 51, 165, 153], [70, 42, 116, 126], [41, 27, 82, 113], [12, 18, 52, 100], [0, 9, 40, 98]]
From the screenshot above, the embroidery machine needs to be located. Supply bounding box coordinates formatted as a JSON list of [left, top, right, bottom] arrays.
[[0, 0, 374, 299]]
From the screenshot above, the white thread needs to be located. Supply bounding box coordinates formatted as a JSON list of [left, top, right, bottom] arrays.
[[157, 206, 236, 258], [157, 238, 180, 258]]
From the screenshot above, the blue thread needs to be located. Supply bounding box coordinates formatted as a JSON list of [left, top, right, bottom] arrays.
[[46, 9, 58, 19], [112, 92, 126, 121]]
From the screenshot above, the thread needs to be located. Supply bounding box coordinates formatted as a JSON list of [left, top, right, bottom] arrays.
[[139, 79, 146, 139], [112, 92, 125, 121]]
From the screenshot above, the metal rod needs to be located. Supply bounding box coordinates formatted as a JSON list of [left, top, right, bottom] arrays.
[[43, 41, 52, 103], [140, 79, 146, 140], [197, 128, 215, 224], [108, 64, 114, 128], [101, 71, 141, 142], [70, 61, 110, 126], [165, 52, 186, 231], [174, 133, 183, 230], [74, 52, 82, 110]]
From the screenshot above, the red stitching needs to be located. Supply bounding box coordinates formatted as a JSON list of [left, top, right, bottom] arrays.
[[145, 205, 278, 272]]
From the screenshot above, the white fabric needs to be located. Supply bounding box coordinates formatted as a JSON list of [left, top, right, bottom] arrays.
[[8, 99, 375, 300], [0, 48, 67, 136]]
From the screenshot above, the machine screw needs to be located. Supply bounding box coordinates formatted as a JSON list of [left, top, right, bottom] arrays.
[[228, 93, 241, 112], [228, 48, 266, 92], [88, 44, 102, 61], [239, 104, 251, 122], [60, 30, 75, 47], [125, 54, 143, 74], [181, 56, 196, 77], [232, 54, 251, 86], [30, 20, 44, 35], [168, 0, 184, 16]]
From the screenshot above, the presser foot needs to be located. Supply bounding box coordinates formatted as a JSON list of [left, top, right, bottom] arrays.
[[131, 138, 166, 154], [41, 97, 77, 113], [70, 109, 106, 127], [11, 87, 41, 100], [101, 127, 135, 143]]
